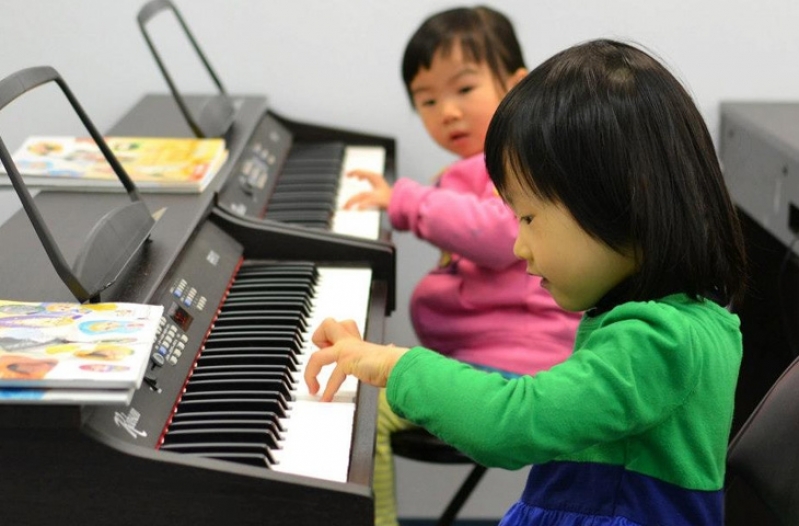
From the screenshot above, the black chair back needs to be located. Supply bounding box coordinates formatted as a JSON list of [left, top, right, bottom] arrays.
[[726, 354, 799, 524]]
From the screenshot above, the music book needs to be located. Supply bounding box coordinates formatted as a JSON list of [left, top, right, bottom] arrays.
[[1, 135, 228, 193], [0, 386, 134, 405], [0, 299, 163, 391]]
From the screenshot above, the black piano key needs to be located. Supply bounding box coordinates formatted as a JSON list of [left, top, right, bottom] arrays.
[[190, 366, 298, 387], [185, 378, 293, 400], [236, 262, 318, 275], [196, 352, 300, 371], [203, 333, 304, 354], [206, 325, 306, 339], [266, 201, 337, 214], [215, 301, 312, 318], [208, 328, 306, 341], [159, 441, 277, 468], [212, 313, 308, 330], [169, 410, 286, 432], [281, 159, 341, 170], [223, 290, 313, 305], [264, 210, 331, 223], [271, 180, 339, 192], [190, 364, 295, 376], [230, 274, 315, 284], [163, 428, 281, 452], [226, 281, 313, 292], [175, 396, 288, 417], [168, 417, 283, 439], [268, 191, 337, 203]]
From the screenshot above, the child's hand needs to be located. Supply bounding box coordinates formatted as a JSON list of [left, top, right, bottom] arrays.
[[304, 318, 409, 402], [344, 169, 392, 210]]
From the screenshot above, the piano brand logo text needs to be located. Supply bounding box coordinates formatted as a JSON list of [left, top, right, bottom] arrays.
[[114, 408, 148, 439]]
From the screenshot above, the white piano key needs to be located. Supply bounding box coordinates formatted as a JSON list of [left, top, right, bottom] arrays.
[[272, 266, 373, 482], [271, 400, 355, 482], [332, 146, 385, 240], [294, 267, 373, 401]]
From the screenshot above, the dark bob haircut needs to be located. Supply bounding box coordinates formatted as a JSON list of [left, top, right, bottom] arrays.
[[401, 5, 526, 103], [485, 39, 747, 308]]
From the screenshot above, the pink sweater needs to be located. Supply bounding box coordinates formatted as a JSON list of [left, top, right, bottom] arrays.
[[388, 154, 580, 375]]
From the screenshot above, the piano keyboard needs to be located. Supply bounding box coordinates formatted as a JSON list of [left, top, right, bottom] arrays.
[[333, 145, 386, 240], [262, 141, 385, 240], [160, 261, 372, 483]]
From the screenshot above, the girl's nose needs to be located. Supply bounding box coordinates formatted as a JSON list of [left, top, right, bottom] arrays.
[[513, 235, 530, 261], [440, 98, 461, 123]]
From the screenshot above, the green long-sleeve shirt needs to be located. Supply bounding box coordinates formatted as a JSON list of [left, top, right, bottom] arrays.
[[386, 293, 741, 494]]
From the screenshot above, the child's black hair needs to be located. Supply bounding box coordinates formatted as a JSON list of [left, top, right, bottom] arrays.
[[401, 6, 525, 103], [485, 39, 747, 308]]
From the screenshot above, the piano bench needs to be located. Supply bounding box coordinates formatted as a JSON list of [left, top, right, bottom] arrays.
[[391, 427, 488, 526]]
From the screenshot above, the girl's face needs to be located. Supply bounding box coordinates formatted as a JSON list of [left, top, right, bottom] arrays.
[[410, 44, 515, 159], [504, 174, 637, 312]]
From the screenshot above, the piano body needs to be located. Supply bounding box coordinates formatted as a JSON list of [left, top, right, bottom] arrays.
[[0, 91, 396, 525]]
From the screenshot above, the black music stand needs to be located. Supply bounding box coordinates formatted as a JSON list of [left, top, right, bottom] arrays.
[[0, 66, 157, 304], [137, 0, 235, 138]]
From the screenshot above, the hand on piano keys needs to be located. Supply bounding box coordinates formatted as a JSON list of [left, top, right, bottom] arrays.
[[330, 146, 387, 239], [304, 318, 410, 403], [342, 169, 392, 211]]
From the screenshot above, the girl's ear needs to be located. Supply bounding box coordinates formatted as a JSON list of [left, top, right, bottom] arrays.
[[507, 68, 528, 90]]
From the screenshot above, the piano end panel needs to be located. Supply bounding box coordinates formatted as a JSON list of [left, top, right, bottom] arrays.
[[347, 279, 387, 487], [0, 425, 373, 525]]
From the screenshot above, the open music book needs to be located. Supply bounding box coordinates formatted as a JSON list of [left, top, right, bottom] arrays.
[[1, 136, 228, 193], [0, 299, 163, 391]]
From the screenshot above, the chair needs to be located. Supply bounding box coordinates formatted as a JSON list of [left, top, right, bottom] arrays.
[[391, 427, 488, 526], [725, 354, 799, 525]]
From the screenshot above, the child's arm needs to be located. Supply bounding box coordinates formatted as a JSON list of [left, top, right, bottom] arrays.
[[389, 180, 519, 269], [304, 317, 409, 401]]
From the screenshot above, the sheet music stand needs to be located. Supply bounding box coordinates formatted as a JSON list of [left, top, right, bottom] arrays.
[[0, 66, 157, 304], [137, 0, 235, 138]]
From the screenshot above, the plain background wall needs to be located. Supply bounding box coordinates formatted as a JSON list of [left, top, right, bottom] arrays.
[[1, 0, 799, 520]]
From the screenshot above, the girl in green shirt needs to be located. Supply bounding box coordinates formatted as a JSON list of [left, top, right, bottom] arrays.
[[305, 39, 747, 526]]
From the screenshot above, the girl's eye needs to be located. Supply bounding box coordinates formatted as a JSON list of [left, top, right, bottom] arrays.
[[519, 215, 533, 225], [458, 86, 475, 95], [418, 98, 435, 108]]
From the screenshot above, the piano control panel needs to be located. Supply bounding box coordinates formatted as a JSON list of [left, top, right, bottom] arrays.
[[85, 219, 244, 449], [148, 314, 190, 368], [218, 113, 294, 217]]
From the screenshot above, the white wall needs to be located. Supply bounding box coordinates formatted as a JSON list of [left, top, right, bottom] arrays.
[[1, 0, 798, 520]]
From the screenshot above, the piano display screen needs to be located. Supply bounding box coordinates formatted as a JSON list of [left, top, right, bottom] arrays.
[[168, 303, 194, 331]]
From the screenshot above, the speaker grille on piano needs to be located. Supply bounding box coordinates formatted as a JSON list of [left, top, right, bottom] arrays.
[[160, 260, 319, 469]]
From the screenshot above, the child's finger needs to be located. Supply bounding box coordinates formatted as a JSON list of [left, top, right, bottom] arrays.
[[304, 345, 338, 394], [347, 169, 383, 186], [321, 364, 350, 402], [311, 318, 352, 348], [339, 319, 362, 338], [344, 192, 374, 210]]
